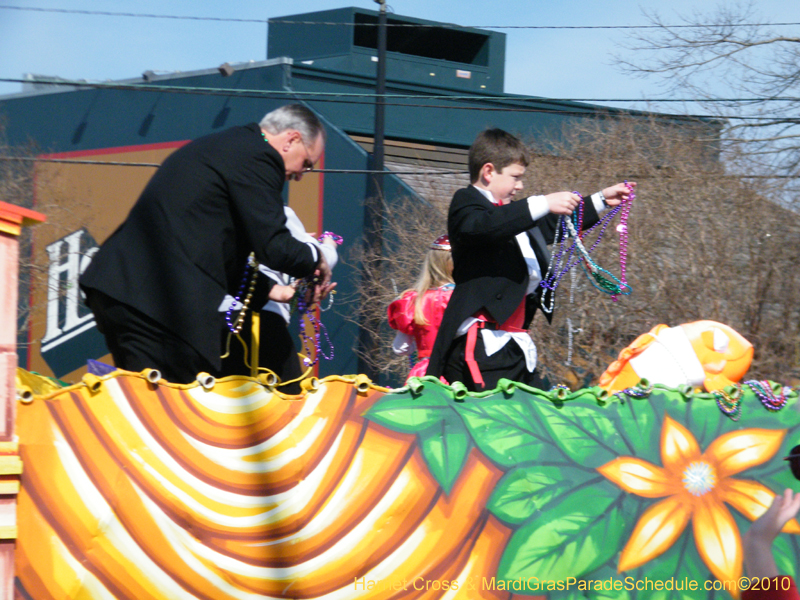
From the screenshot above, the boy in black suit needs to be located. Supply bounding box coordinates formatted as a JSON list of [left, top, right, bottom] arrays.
[[426, 128, 635, 391]]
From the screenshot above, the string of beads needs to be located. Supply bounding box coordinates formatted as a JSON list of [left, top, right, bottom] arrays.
[[318, 231, 344, 245], [713, 380, 790, 420], [744, 380, 789, 411], [225, 253, 258, 334], [540, 182, 634, 313], [227, 224, 343, 370], [615, 379, 790, 421], [712, 385, 743, 421], [292, 276, 335, 367]]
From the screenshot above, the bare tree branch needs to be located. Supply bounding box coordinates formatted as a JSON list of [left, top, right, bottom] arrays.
[[615, 2, 800, 198]]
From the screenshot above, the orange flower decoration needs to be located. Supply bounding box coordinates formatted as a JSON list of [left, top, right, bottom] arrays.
[[598, 414, 798, 587]]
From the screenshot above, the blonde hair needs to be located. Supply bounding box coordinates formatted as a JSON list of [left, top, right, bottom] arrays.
[[409, 248, 453, 325]]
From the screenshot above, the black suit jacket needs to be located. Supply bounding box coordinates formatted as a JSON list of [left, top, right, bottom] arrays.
[[426, 185, 600, 378], [80, 123, 317, 368]]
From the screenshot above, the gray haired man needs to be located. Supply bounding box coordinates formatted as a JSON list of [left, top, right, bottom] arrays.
[[80, 104, 331, 383]]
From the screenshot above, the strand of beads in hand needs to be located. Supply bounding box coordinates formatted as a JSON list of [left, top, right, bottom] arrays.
[[226, 253, 259, 334], [290, 275, 334, 367], [315, 231, 342, 312], [540, 181, 634, 313], [317, 231, 343, 245]]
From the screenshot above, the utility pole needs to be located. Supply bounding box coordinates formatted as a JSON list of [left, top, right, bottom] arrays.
[[358, 0, 387, 381], [372, 0, 387, 186]]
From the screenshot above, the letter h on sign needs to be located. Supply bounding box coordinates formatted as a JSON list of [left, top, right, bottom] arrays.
[[38, 228, 107, 377], [41, 228, 98, 346]]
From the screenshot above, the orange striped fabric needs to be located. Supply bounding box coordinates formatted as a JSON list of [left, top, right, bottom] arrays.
[[16, 372, 516, 600]]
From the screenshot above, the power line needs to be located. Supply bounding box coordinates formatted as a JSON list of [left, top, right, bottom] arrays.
[[0, 156, 161, 167], [2, 156, 795, 178], [0, 156, 465, 174], [0, 5, 798, 30], [0, 5, 267, 24]]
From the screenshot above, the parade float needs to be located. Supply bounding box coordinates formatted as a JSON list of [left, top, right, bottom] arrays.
[[12, 356, 800, 600]]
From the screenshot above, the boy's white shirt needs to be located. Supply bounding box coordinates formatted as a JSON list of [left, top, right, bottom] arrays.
[[454, 187, 606, 373], [218, 206, 338, 324]]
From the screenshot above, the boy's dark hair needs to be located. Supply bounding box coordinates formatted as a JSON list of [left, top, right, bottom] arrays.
[[468, 128, 529, 183]]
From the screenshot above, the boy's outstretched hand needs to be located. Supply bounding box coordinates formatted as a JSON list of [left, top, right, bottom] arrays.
[[601, 181, 637, 207], [545, 191, 583, 215], [545, 182, 636, 215]]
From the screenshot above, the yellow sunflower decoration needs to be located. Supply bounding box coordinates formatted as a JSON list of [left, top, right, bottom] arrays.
[[599, 414, 800, 587]]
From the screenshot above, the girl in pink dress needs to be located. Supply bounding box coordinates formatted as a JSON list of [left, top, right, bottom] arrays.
[[387, 235, 454, 381]]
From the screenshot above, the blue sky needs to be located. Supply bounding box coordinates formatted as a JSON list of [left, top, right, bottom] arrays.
[[1, 1, 799, 113]]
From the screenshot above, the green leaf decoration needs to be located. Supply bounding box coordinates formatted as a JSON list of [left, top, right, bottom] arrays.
[[766, 466, 800, 496], [773, 534, 798, 580], [685, 394, 729, 447], [488, 465, 589, 526], [736, 390, 800, 430], [529, 397, 628, 469], [366, 386, 472, 492], [416, 411, 471, 494], [496, 483, 627, 584], [365, 387, 451, 434], [616, 396, 662, 464], [453, 398, 552, 467]]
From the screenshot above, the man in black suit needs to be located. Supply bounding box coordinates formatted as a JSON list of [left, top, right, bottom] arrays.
[[80, 104, 331, 384], [426, 128, 635, 391]]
